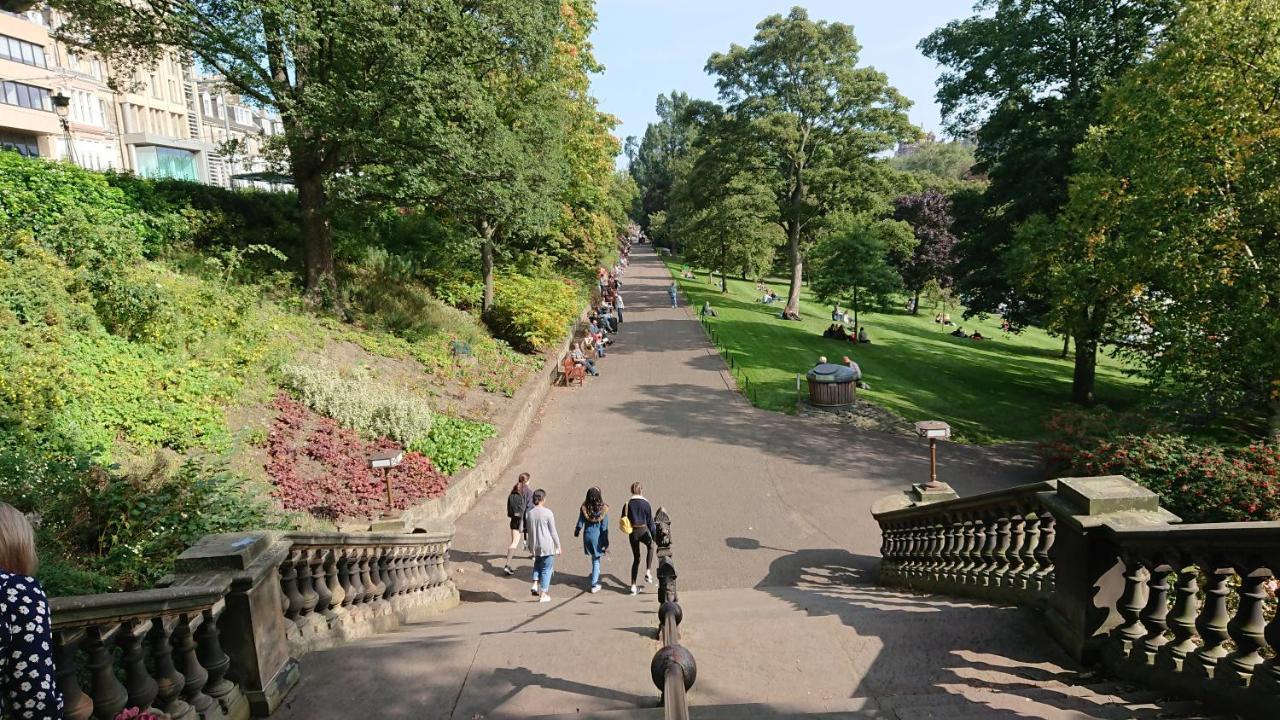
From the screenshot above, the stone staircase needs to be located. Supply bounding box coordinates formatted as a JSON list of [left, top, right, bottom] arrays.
[[272, 576, 1231, 720]]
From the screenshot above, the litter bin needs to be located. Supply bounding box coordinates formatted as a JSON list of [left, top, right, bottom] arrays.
[[806, 363, 856, 407]]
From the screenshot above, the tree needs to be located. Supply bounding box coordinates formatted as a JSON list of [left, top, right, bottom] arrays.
[[630, 92, 698, 229], [706, 7, 918, 320], [889, 140, 977, 187], [54, 0, 560, 297], [810, 217, 913, 330], [1055, 0, 1280, 435], [891, 191, 956, 313], [921, 0, 1176, 325]]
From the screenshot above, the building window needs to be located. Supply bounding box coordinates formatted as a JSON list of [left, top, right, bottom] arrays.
[[233, 106, 252, 126], [134, 145, 199, 182], [0, 81, 52, 111], [1, 34, 48, 69], [201, 92, 212, 117], [0, 130, 40, 157]]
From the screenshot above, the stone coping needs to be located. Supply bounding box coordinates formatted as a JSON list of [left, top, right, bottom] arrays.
[[50, 584, 225, 629], [871, 479, 1058, 521]]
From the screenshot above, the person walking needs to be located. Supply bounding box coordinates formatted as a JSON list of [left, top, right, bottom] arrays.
[[622, 482, 657, 595], [614, 293, 625, 324], [502, 473, 534, 575], [0, 502, 62, 720], [668, 282, 678, 308], [573, 488, 610, 593], [525, 489, 561, 602]]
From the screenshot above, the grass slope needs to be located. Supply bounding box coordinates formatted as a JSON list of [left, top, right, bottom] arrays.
[[665, 261, 1141, 444]]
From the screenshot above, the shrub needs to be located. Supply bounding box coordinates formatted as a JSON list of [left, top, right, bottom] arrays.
[[266, 394, 448, 519], [419, 415, 497, 476], [278, 363, 434, 448], [485, 273, 582, 352], [1039, 408, 1279, 523]]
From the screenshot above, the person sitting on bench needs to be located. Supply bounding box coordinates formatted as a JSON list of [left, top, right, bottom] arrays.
[[571, 342, 599, 376]]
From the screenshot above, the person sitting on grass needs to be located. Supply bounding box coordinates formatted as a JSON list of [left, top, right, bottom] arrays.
[[857, 326, 871, 344], [571, 342, 599, 376], [971, 331, 987, 341], [943, 314, 954, 326], [841, 356, 871, 390], [950, 326, 968, 338], [934, 313, 944, 324], [817, 355, 829, 365], [831, 305, 842, 322], [700, 301, 717, 318], [822, 323, 843, 339]]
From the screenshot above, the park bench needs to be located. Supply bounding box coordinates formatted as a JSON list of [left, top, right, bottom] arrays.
[[559, 356, 585, 386]]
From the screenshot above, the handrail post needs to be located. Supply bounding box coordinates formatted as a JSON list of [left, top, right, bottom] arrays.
[[172, 532, 299, 717], [1038, 476, 1178, 664]]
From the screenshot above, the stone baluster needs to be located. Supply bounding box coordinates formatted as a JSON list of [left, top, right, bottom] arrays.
[[1219, 567, 1271, 687], [1018, 511, 1041, 589], [325, 548, 346, 611], [116, 618, 158, 713], [978, 514, 999, 587], [172, 612, 215, 716], [1156, 562, 1201, 675], [898, 525, 916, 577], [53, 630, 93, 720], [195, 607, 236, 711], [382, 547, 400, 598], [279, 555, 303, 621], [957, 517, 978, 585], [992, 512, 1012, 584], [406, 546, 426, 593], [295, 550, 319, 617], [943, 519, 964, 583], [1190, 564, 1233, 680], [1134, 560, 1171, 666], [1111, 556, 1149, 660], [148, 618, 192, 720], [83, 625, 128, 720], [358, 548, 377, 603], [1004, 509, 1026, 585], [1248, 567, 1280, 701], [1033, 511, 1055, 591], [309, 548, 333, 615], [433, 543, 450, 586], [368, 548, 388, 601], [346, 549, 366, 606]]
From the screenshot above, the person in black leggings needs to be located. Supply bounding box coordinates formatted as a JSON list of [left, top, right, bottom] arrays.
[[623, 482, 656, 595]]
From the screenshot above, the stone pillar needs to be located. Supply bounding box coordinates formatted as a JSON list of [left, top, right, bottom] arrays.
[[1039, 476, 1178, 664], [172, 533, 299, 717]]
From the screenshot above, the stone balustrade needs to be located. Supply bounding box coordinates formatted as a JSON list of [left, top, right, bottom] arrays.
[[872, 474, 1279, 720], [49, 522, 458, 718], [873, 480, 1059, 606]]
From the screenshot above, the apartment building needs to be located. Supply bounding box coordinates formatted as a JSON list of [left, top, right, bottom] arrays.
[[1, 5, 286, 189], [196, 77, 287, 189]]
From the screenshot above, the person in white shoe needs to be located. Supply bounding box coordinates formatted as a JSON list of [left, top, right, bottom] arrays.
[[525, 489, 561, 602], [502, 473, 533, 576], [622, 482, 657, 594], [573, 487, 610, 594]]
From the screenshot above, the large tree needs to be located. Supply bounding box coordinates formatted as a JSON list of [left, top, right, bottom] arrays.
[[53, 0, 560, 297], [1051, 0, 1280, 433], [629, 92, 698, 230], [810, 217, 914, 331], [891, 191, 957, 314], [706, 7, 917, 320], [920, 0, 1176, 325]]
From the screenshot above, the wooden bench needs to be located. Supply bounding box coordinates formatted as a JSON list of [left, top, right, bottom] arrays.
[[559, 356, 585, 387]]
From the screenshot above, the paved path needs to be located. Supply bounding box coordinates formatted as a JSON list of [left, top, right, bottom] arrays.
[[276, 249, 1212, 719]]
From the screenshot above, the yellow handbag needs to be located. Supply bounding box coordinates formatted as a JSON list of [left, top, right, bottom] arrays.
[[619, 501, 632, 534]]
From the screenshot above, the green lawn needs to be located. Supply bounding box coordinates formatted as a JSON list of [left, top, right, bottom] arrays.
[[664, 259, 1142, 444]]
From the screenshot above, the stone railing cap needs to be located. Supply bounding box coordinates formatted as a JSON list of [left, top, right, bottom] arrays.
[[1057, 476, 1160, 515], [51, 584, 225, 630], [872, 480, 1058, 521], [176, 532, 281, 574]]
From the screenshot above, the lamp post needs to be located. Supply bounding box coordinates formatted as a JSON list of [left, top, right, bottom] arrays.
[[367, 449, 404, 518], [50, 91, 77, 166], [914, 421, 952, 488]]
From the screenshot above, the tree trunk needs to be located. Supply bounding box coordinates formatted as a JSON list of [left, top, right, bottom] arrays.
[[1071, 332, 1098, 406], [1060, 335, 1070, 359], [1269, 393, 1280, 446], [912, 288, 921, 315], [295, 165, 335, 299], [480, 222, 496, 313], [783, 221, 803, 318], [719, 240, 728, 293], [852, 286, 860, 331]]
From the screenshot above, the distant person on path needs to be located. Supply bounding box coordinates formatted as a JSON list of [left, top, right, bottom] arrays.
[[623, 483, 657, 595], [669, 282, 678, 308], [503, 473, 534, 575], [574, 487, 610, 594], [615, 293, 625, 323], [0, 502, 62, 720], [526, 489, 561, 602], [700, 301, 717, 318]]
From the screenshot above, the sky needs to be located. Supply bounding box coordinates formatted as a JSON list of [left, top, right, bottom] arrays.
[[590, 0, 979, 164]]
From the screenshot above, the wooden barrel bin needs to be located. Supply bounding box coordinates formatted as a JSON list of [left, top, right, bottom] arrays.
[[807, 363, 856, 407]]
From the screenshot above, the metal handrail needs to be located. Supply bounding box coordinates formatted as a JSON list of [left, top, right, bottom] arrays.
[[650, 507, 694, 719]]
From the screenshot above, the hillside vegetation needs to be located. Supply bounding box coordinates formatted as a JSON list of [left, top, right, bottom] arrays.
[[0, 153, 617, 595]]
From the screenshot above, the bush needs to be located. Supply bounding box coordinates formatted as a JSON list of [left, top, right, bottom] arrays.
[[419, 414, 497, 476], [278, 363, 434, 448], [485, 273, 582, 352], [1040, 408, 1279, 523]]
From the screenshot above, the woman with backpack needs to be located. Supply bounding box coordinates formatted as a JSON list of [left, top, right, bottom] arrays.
[[503, 472, 534, 575], [621, 482, 657, 595], [573, 487, 610, 593]]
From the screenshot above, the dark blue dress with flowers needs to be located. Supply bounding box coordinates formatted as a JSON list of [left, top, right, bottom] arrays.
[[1, 571, 62, 719]]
